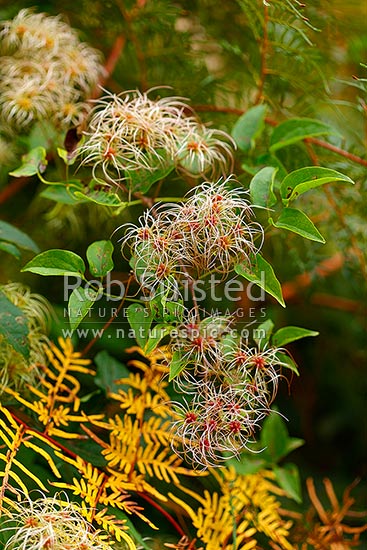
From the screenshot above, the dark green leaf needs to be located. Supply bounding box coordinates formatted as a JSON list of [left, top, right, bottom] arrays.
[[271, 207, 325, 243], [231, 105, 267, 152], [22, 249, 85, 277], [260, 413, 289, 462], [235, 254, 285, 307], [0, 220, 39, 253], [86, 240, 114, 277], [9, 146, 47, 177], [0, 292, 29, 360], [270, 118, 335, 152], [249, 167, 277, 207], [94, 350, 129, 393], [274, 464, 302, 503], [68, 287, 101, 330], [280, 167, 354, 204], [272, 326, 319, 347], [126, 303, 153, 348]]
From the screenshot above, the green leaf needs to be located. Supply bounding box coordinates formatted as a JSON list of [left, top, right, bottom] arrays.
[[125, 303, 153, 348], [169, 350, 187, 381], [40, 184, 88, 205], [274, 464, 302, 503], [144, 323, 174, 355], [0, 241, 21, 258], [126, 161, 174, 194], [22, 249, 85, 277], [86, 240, 114, 277], [94, 350, 129, 393], [249, 166, 277, 208], [73, 188, 127, 208], [280, 166, 354, 204], [68, 287, 101, 330], [0, 220, 39, 253], [270, 118, 335, 152], [9, 146, 47, 177], [272, 326, 319, 347], [260, 413, 289, 462], [275, 351, 300, 376], [271, 207, 325, 243], [235, 254, 285, 307], [254, 319, 274, 347], [0, 292, 30, 360], [231, 105, 267, 152]]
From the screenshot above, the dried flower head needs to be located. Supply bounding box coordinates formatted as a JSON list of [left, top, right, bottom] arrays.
[[0, 283, 50, 394], [77, 90, 235, 184], [171, 327, 288, 468], [0, 8, 104, 130], [1, 493, 113, 550]]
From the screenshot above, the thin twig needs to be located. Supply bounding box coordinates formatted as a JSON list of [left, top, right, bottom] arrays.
[[0, 176, 31, 205], [137, 492, 188, 541], [91, 35, 126, 99]]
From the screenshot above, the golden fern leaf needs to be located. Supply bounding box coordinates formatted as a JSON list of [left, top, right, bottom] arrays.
[[0, 404, 61, 501], [5, 337, 103, 438]]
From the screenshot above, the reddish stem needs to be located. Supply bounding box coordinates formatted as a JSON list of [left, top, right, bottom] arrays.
[[92, 35, 126, 99], [0, 176, 31, 205], [254, 2, 269, 105], [137, 492, 188, 541]]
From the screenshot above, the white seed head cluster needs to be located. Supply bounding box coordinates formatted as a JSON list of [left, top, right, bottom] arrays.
[[121, 178, 262, 296], [0, 8, 104, 130], [0, 283, 50, 394], [1, 494, 113, 550], [170, 311, 286, 468], [77, 89, 234, 183]]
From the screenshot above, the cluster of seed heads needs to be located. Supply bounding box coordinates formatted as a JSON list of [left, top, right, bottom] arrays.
[[77, 89, 234, 184], [170, 311, 286, 468], [121, 178, 262, 297], [1, 493, 113, 550], [0, 8, 104, 131]]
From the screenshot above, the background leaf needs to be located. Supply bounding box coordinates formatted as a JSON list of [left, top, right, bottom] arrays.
[[231, 104, 267, 152], [86, 240, 114, 277], [249, 166, 277, 207], [271, 207, 325, 242], [68, 286, 101, 330], [0, 220, 39, 253], [9, 146, 47, 177], [270, 118, 335, 152], [22, 250, 86, 277], [0, 292, 29, 360]]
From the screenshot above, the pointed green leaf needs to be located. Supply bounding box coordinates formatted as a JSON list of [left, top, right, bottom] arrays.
[[22, 250, 85, 277], [272, 207, 325, 243], [57, 147, 77, 165], [169, 350, 187, 381], [231, 105, 267, 152], [270, 118, 335, 152], [260, 413, 289, 462], [274, 464, 302, 503], [9, 146, 47, 177], [272, 326, 319, 347], [0, 220, 39, 253], [275, 351, 300, 376], [0, 292, 30, 359], [254, 319, 274, 347], [249, 166, 277, 207], [68, 286, 101, 330], [280, 166, 354, 204], [94, 350, 129, 394], [235, 254, 285, 307], [87, 240, 114, 278], [126, 303, 153, 348], [144, 324, 174, 355], [0, 241, 21, 258]]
